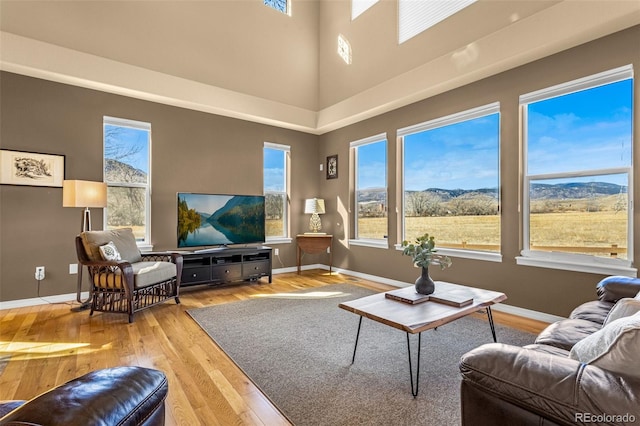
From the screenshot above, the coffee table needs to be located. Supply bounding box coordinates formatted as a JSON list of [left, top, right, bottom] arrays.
[[338, 281, 507, 397]]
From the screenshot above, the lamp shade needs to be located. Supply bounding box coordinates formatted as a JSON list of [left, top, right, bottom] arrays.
[[304, 198, 325, 215], [63, 180, 107, 208]]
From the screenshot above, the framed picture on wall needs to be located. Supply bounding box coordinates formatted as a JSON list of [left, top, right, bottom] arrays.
[[326, 154, 338, 180], [0, 150, 65, 187]]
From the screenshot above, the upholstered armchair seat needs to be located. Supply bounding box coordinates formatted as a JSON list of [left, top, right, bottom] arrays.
[[92, 261, 177, 289], [76, 228, 182, 323]]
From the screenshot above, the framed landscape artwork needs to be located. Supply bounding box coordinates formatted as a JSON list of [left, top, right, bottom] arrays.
[[0, 150, 65, 187]]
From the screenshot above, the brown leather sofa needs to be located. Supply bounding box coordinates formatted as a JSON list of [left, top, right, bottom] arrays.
[[0, 367, 168, 425], [459, 276, 640, 426]]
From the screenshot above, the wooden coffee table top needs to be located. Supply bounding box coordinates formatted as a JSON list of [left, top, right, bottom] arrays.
[[339, 281, 507, 334]]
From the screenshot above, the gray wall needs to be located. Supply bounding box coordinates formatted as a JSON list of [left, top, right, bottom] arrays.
[[0, 73, 319, 301], [1, 26, 639, 317]]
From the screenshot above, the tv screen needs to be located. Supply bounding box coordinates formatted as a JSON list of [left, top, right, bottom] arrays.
[[177, 193, 265, 248]]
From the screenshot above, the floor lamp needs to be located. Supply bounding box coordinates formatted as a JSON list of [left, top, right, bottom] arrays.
[[63, 180, 108, 311]]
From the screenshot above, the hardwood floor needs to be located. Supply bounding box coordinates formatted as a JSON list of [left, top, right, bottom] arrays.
[[0, 270, 548, 425]]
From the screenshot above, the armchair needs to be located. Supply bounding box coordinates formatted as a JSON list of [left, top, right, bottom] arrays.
[[75, 228, 182, 323]]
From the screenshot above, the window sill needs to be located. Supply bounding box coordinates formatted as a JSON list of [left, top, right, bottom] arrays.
[[266, 237, 292, 245], [349, 239, 389, 249], [393, 244, 502, 262], [138, 243, 153, 252], [516, 252, 637, 277]]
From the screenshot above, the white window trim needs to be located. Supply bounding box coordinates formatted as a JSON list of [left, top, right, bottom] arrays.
[[264, 142, 290, 242], [103, 116, 152, 248], [349, 238, 389, 249], [519, 65, 635, 276], [393, 244, 502, 263], [398, 103, 501, 256], [351, 133, 388, 245]]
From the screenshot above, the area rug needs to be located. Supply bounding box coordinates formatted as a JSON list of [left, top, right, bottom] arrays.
[[187, 283, 536, 425]]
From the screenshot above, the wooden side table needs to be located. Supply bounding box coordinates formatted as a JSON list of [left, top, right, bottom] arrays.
[[296, 234, 333, 274]]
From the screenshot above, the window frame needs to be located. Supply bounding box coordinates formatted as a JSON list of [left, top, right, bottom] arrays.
[[517, 65, 635, 276], [397, 102, 502, 262], [263, 142, 291, 244], [103, 116, 152, 250], [349, 133, 388, 249]]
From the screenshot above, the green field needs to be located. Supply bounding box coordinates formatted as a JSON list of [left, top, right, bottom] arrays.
[[357, 210, 627, 259]]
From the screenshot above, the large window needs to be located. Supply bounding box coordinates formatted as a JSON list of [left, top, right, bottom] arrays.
[[351, 134, 387, 244], [520, 65, 634, 273], [264, 142, 290, 241], [103, 116, 151, 247], [399, 103, 500, 257]]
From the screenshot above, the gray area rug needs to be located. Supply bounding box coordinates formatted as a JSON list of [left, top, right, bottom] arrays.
[[187, 283, 536, 426]]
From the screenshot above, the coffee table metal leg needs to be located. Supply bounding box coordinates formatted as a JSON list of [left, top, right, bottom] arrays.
[[406, 332, 422, 398], [351, 316, 363, 364], [486, 307, 497, 342]]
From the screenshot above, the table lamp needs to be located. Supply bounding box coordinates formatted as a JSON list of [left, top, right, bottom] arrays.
[[304, 198, 325, 234]]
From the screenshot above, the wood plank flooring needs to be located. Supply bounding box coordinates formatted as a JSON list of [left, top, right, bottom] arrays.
[[0, 270, 548, 425]]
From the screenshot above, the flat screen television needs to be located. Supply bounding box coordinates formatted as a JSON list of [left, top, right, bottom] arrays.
[[177, 193, 265, 248]]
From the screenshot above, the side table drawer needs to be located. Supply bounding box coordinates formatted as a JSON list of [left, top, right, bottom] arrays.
[[182, 266, 211, 284]]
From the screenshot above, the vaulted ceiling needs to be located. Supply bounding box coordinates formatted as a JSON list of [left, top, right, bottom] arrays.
[[1, 0, 639, 134]]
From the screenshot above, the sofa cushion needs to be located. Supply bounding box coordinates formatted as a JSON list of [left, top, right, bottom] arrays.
[[603, 298, 640, 326], [93, 262, 177, 289], [522, 343, 570, 358], [81, 228, 142, 263], [534, 319, 601, 351], [569, 300, 614, 325], [569, 312, 640, 378]]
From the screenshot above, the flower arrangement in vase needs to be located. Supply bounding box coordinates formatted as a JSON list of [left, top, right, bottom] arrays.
[[401, 233, 452, 295]]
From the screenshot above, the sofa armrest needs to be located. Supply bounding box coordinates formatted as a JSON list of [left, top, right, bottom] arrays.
[[459, 343, 640, 425], [596, 276, 640, 302], [0, 367, 167, 426]]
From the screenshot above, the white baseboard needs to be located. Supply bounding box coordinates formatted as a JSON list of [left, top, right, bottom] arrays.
[[2, 266, 566, 323], [0, 292, 89, 310], [316, 265, 566, 324]]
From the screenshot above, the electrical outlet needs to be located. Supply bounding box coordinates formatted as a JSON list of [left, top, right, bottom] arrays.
[[35, 266, 45, 281], [274, 248, 279, 256], [69, 263, 78, 274]]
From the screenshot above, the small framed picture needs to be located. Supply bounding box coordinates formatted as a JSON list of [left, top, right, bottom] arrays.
[[326, 154, 338, 180], [0, 150, 65, 187]]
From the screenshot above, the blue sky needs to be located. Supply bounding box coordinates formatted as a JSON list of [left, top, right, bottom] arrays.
[[527, 79, 632, 181], [403, 114, 500, 191], [264, 148, 285, 191], [357, 140, 387, 190], [104, 124, 150, 173]]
